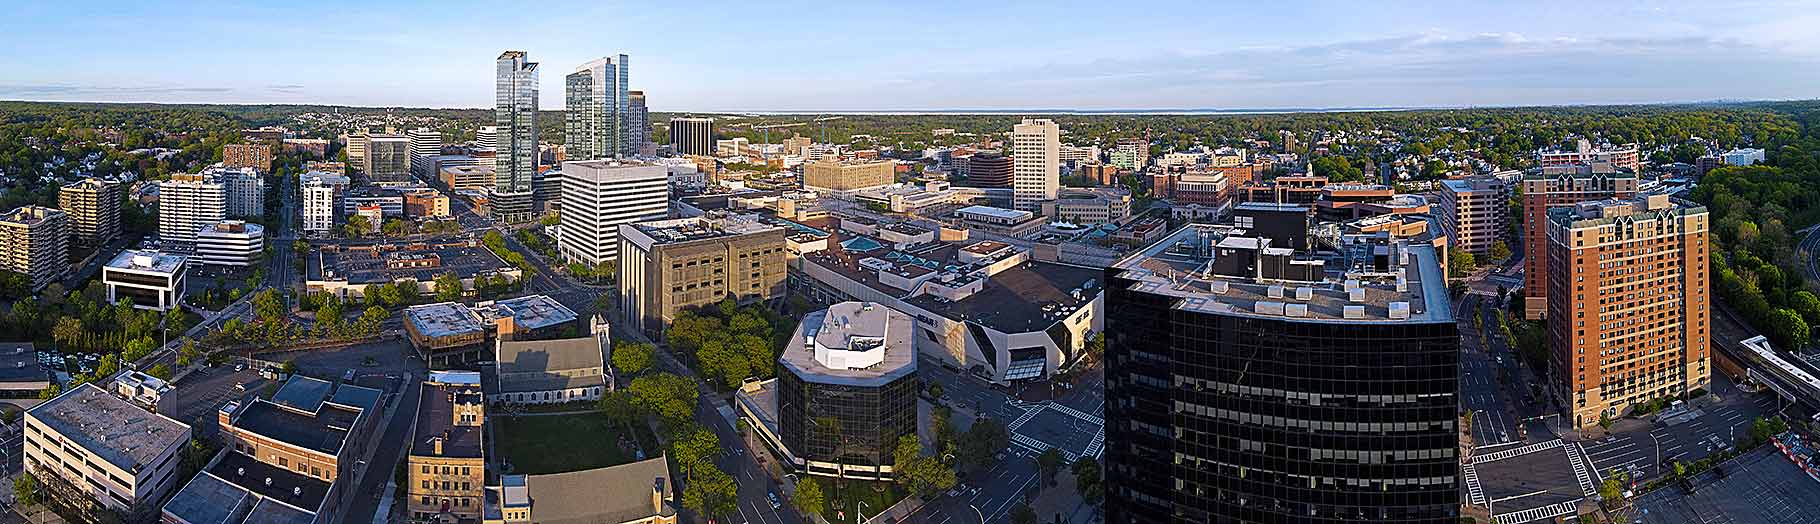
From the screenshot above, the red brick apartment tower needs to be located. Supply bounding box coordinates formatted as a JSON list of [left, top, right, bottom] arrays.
[[1520, 167, 1637, 319]]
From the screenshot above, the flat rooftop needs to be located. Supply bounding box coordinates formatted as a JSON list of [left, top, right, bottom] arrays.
[[957, 205, 1031, 220], [405, 302, 486, 338], [412, 381, 485, 459], [1110, 224, 1451, 323], [107, 249, 187, 274], [30, 383, 188, 472], [780, 303, 917, 387], [483, 295, 579, 332], [496, 336, 605, 393], [228, 376, 377, 458], [309, 241, 513, 285], [208, 452, 329, 518]]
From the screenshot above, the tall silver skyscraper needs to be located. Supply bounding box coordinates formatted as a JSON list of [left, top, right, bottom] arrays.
[[495, 50, 539, 222], [564, 54, 631, 161]]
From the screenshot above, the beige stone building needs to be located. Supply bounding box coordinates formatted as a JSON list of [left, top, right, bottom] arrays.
[[1546, 195, 1710, 428], [223, 143, 274, 172], [1438, 177, 1508, 255], [0, 206, 68, 290], [408, 373, 488, 523], [59, 178, 121, 247], [25, 383, 190, 512], [802, 159, 894, 193], [617, 213, 788, 339]]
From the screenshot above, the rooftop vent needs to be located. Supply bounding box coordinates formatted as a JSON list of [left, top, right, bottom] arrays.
[[264, 477, 273, 487], [293, 487, 302, 497], [1266, 285, 1285, 299], [1343, 305, 1366, 319], [1209, 281, 1229, 294], [1255, 301, 1286, 316], [1395, 276, 1408, 292], [1348, 288, 1366, 302], [1387, 302, 1411, 320], [1285, 304, 1309, 318], [1294, 287, 1313, 301]]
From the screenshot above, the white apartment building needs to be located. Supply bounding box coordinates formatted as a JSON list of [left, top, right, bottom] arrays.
[[300, 174, 340, 233], [157, 174, 227, 242], [557, 160, 670, 266], [1012, 118, 1060, 213], [1439, 177, 1508, 255], [206, 165, 265, 218], [195, 221, 265, 267], [1722, 148, 1765, 166], [102, 250, 188, 311], [25, 383, 190, 512]]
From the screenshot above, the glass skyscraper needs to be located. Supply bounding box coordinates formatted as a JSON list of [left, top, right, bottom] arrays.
[[494, 50, 538, 222], [564, 54, 631, 161]]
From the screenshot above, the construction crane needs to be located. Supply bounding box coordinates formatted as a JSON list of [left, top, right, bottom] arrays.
[[815, 115, 844, 143]]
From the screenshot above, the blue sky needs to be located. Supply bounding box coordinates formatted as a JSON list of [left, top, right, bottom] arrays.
[[3, 0, 1818, 111]]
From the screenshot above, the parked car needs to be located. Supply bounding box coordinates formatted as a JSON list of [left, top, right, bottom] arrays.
[[767, 492, 781, 509]]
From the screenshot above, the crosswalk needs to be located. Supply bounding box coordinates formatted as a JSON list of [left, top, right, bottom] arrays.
[[1463, 464, 1487, 506], [1472, 439, 1563, 465], [1564, 442, 1597, 496], [1494, 501, 1579, 524]]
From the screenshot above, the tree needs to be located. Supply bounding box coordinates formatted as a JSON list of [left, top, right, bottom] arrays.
[[611, 341, 656, 376], [279, 360, 298, 375], [253, 289, 285, 321], [1767, 308, 1810, 350], [681, 465, 738, 519], [147, 364, 173, 380], [1036, 448, 1066, 487], [1489, 241, 1512, 261], [1672, 460, 1687, 478], [958, 417, 1010, 471], [13, 472, 38, 508], [434, 272, 463, 301], [894, 434, 957, 497], [1793, 291, 1820, 327], [1449, 250, 1478, 278], [671, 425, 721, 472], [1009, 502, 1037, 524], [1599, 470, 1629, 506], [344, 213, 373, 238], [627, 373, 699, 430], [1072, 457, 1104, 506], [596, 390, 642, 427], [52, 317, 83, 349], [792, 476, 826, 517]]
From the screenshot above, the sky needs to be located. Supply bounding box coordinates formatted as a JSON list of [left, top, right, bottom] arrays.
[[3, 0, 1819, 112]]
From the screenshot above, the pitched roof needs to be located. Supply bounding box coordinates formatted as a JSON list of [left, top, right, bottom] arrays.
[[524, 457, 674, 524]]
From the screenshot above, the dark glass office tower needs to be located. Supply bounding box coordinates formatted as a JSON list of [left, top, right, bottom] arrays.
[[1103, 223, 1460, 523]]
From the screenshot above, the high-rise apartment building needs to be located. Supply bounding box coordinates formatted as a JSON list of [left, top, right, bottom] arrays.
[[1104, 221, 1459, 523], [300, 171, 343, 233], [364, 134, 412, 184], [1547, 195, 1709, 428], [564, 54, 632, 160], [628, 90, 649, 151], [58, 178, 121, 247], [222, 143, 273, 172], [207, 166, 265, 218], [495, 51, 540, 222], [617, 213, 788, 338], [409, 128, 443, 179], [0, 206, 68, 290], [1111, 138, 1148, 171], [1438, 177, 1508, 255], [158, 174, 228, 242], [344, 132, 368, 171], [802, 159, 895, 193], [669, 117, 714, 156], [1012, 118, 1060, 212], [556, 160, 670, 266], [1520, 168, 1638, 318]]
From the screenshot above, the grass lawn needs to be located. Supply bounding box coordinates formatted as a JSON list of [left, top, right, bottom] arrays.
[[819, 479, 906, 522], [496, 412, 645, 474]]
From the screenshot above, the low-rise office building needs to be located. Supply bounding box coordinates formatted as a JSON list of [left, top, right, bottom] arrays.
[[196, 221, 266, 267], [440, 165, 496, 192], [305, 240, 521, 300], [950, 205, 1044, 239], [405, 302, 490, 368], [103, 249, 187, 311], [1046, 187, 1131, 225], [26, 383, 190, 512], [0, 343, 49, 399]]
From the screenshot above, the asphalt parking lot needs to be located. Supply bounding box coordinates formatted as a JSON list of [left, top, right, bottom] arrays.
[[1632, 447, 1820, 524], [170, 365, 263, 439], [1578, 373, 1771, 483]]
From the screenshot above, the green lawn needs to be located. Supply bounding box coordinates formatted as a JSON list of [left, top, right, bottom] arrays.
[[496, 412, 645, 474], [819, 480, 906, 522]]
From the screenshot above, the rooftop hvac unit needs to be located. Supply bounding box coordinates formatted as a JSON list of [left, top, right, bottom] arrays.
[[1395, 276, 1408, 292], [1266, 285, 1285, 299], [1209, 281, 1229, 294], [1255, 301, 1286, 316], [1284, 304, 1309, 318], [1387, 302, 1411, 320], [1295, 287, 1313, 301], [1342, 305, 1366, 319], [1348, 288, 1366, 302]]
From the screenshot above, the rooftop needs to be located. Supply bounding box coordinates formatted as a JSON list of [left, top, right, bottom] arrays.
[[199, 221, 265, 236], [309, 240, 514, 285], [956, 205, 1032, 221], [208, 452, 329, 519], [627, 213, 783, 246], [481, 295, 579, 332], [106, 249, 188, 274], [162, 469, 255, 524], [404, 302, 487, 339], [524, 457, 675, 524], [1110, 224, 1451, 323], [411, 380, 486, 459], [0, 205, 63, 225], [781, 302, 917, 387], [1548, 194, 1707, 229], [29, 383, 189, 473], [495, 336, 607, 394], [227, 375, 377, 458]]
